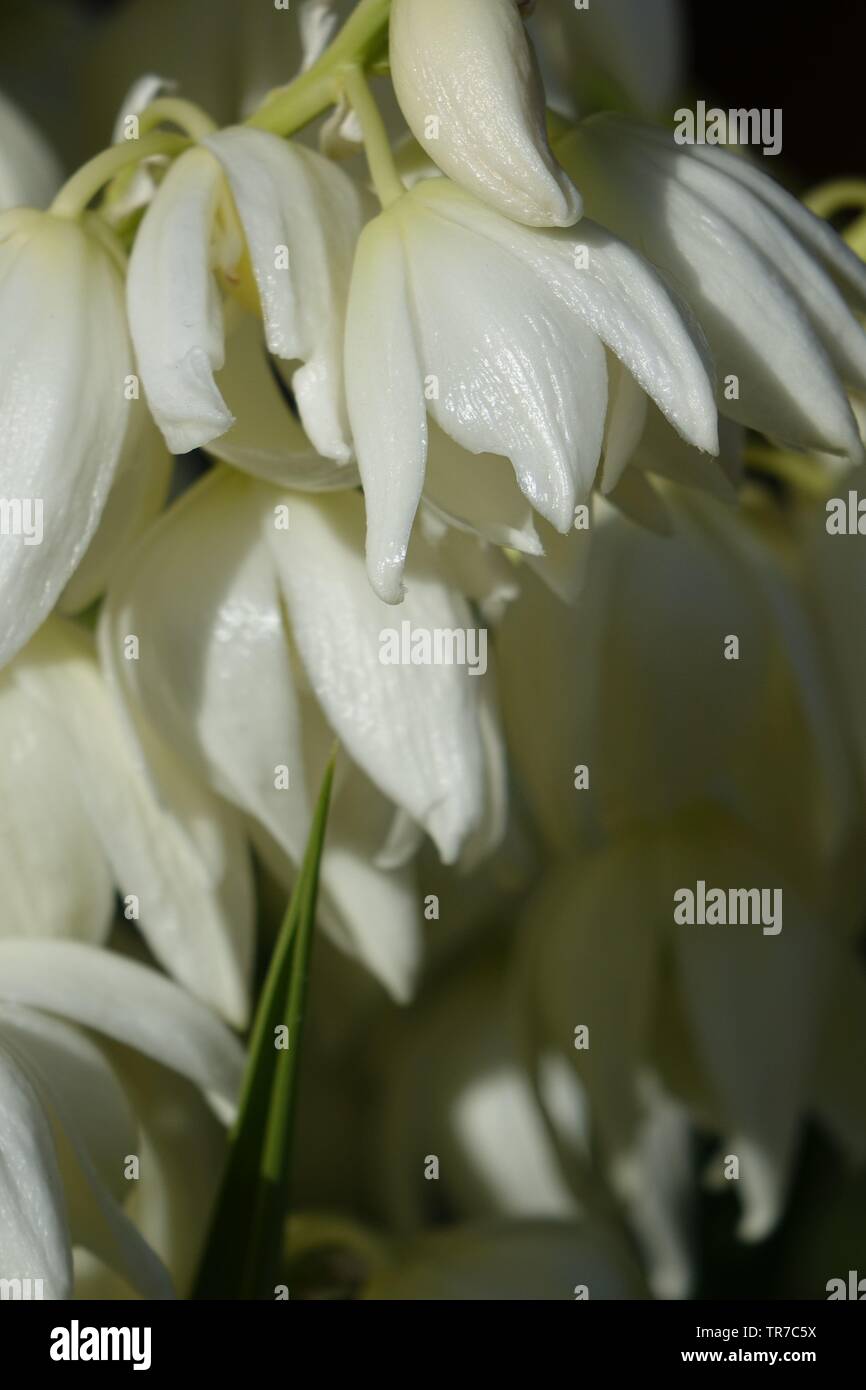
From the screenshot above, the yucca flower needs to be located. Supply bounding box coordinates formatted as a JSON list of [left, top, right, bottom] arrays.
[[99, 460, 505, 1003], [346, 177, 717, 601], [0, 206, 132, 668], [0, 616, 253, 1026], [389, 0, 581, 227], [515, 809, 866, 1250], [556, 115, 866, 457], [127, 125, 365, 461], [0, 939, 243, 1299], [497, 485, 859, 905]]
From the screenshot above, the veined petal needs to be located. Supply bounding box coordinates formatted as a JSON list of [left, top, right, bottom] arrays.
[[127, 146, 234, 454], [416, 180, 718, 455], [345, 211, 427, 603], [268, 488, 487, 864], [204, 126, 364, 461], [397, 187, 607, 530], [0, 941, 245, 1120], [683, 136, 866, 312], [0, 1005, 172, 1300], [19, 617, 254, 1028], [0, 209, 131, 668], [560, 118, 861, 458], [390, 0, 580, 227], [620, 120, 866, 390], [0, 1035, 71, 1297], [0, 675, 114, 943], [101, 469, 312, 871]]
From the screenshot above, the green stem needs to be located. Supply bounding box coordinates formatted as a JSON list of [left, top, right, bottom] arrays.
[[342, 66, 404, 207], [138, 96, 217, 140], [246, 0, 391, 136], [50, 131, 190, 218]]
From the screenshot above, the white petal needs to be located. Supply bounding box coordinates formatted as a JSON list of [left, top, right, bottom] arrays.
[[670, 823, 826, 1241], [600, 354, 649, 493], [204, 127, 365, 461], [102, 1054, 226, 1297], [390, 0, 581, 227], [0, 674, 113, 943], [0, 1036, 71, 1297], [0, 89, 62, 210], [19, 618, 253, 1027], [0, 1005, 172, 1300], [610, 119, 866, 390], [101, 469, 312, 871], [0, 210, 131, 667], [417, 180, 718, 455], [561, 117, 861, 457], [0, 940, 245, 1119], [522, 850, 662, 1169], [127, 146, 234, 454], [345, 211, 427, 602], [398, 187, 608, 527], [204, 309, 361, 489], [269, 488, 488, 863], [423, 425, 543, 555], [61, 401, 172, 613], [685, 137, 866, 312]]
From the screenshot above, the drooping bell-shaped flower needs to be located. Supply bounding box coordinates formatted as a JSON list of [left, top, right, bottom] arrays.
[[100, 464, 506, 1002], [556, 115, 866, 458], [345, 176, 718, 601], [0, 208, 132, 668], [0, 939, 243, 1299], [389, 0, 581, 227], [1, 616, 254, 1027], [127, 127, 365, 461]]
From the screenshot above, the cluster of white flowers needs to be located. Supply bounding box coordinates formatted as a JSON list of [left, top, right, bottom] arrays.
[[0, 0, 864, 1302]]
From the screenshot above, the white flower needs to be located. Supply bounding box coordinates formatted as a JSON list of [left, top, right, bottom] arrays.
[[127, 127, 365, 461], [0, 617, 253, 1026], [0, 939, 243, 1299], [0, 208, 131, 668], [373, 942, 693, 1298], [0, 87, 62, 211], [389, 0, 580, 227], [517, 811, 866, 1244], [557, 115, 866, 458], [345, 176, 718, 601], [100, 463, 505, 1002], [497, 486, 859, 898]]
